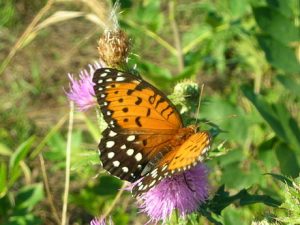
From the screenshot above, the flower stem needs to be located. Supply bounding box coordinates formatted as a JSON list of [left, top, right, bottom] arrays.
[[169, 0, 184, 73], [61, 101, 74, 225], [174, 209, 179, 224], [39, 154, 61, 224]]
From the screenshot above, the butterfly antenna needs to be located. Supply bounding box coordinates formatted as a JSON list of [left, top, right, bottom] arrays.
[[195, 84, 205, 126]]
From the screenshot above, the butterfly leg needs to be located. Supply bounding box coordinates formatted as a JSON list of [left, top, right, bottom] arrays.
[[183, 173, 195, 192]]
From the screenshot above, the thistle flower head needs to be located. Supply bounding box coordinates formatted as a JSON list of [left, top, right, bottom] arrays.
[[169, 80, 200, 114], [90, 217, 114, 225], [66, 62, 104, 111], [135, 164, 209, 224]]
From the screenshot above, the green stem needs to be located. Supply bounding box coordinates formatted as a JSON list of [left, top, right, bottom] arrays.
[[169, 0, 184, 73], [61, 101, 74, 225]]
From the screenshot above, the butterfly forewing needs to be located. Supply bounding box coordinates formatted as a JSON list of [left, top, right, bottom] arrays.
[[93, 68, 183, 130]]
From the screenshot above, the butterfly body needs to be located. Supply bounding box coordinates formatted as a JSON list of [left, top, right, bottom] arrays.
[[93, 68, 212, 195]]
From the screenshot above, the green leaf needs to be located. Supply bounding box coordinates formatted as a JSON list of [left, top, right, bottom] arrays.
[[228, 0, 248, 18], [0, 143, 12, 156], [0, 162, 7, 198], [242, 85, 300, 151], [7, 214, 42, 225], [221, 162, 262, 189], [275, 143, 300, 178], [266, 0, 294, 17], [95, 176, 122, 196], [222, 206, 246, 225], [173, 63, 201, 82], [15, 183, 44, 211], [9, 136, 35, 185], [257, 35, 300, 73], [9, 136, 35, 171], [277, 75, 300, 98], [253, 7, 299, 44], [204, 185, 281, 215], [265, 173, 293, 186], [137, 60, 173, 90], [82, 114, 101, 142]]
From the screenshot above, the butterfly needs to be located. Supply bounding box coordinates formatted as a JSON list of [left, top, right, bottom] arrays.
[[93, 68, 212, 196]]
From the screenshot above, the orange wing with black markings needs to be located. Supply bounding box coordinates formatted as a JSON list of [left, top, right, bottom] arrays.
[[93, 68, 183, 182], [93, 68, 182, 130], [132, 132, 211, 195], [93, 68, 212, 195]]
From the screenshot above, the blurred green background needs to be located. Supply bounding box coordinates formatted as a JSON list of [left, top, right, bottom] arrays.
[[0, 0, 299, 224]]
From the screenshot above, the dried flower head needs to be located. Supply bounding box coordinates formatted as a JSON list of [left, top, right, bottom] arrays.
[[98, 2, 130, 67], [66, 62, 104, 111], [98, 29, 130, 67], [135, 164, 209, 224]]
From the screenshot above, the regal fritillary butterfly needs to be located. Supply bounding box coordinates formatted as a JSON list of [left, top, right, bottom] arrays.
[[93, 68, 211, 196]]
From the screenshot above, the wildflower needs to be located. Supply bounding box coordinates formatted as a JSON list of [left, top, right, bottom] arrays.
[[135, 164, 209, 224], [66, 62, 104, 111], [90, 217, 114, 225]]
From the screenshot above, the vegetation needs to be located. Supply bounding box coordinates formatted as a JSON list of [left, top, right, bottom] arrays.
[[0, 0, 299, 224]]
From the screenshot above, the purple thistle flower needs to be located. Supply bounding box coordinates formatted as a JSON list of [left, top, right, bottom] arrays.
[[136, 164, 209, 224], [66, 62, 104, 111], [90, 217, 114, 225]]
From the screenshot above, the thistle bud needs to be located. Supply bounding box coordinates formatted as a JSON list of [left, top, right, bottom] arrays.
[[98, 29, 130, 67]]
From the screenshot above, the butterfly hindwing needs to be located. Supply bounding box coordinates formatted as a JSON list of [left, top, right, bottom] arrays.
[[99, 128, 145, 182], [132, 132, 211, 195]]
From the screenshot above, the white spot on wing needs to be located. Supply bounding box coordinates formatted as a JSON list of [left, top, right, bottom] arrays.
[[106, 141, 115, 148], [100, 73, 107, 77], [107, 78, 113, 82], [120, 144, 126, 150], [135, 153, 142, 162], [149, 180, 156, 187], [126, 149, 134, 156], [112, 161, 120, 167], [107, 152, 115, 159], [127, 135, 135, 142], [151, 168, 158, 175], [122, 167, 129, 173], [109, 130, 117, 137], [161, 164, 168, 171], [116, 77, 125, 81]]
